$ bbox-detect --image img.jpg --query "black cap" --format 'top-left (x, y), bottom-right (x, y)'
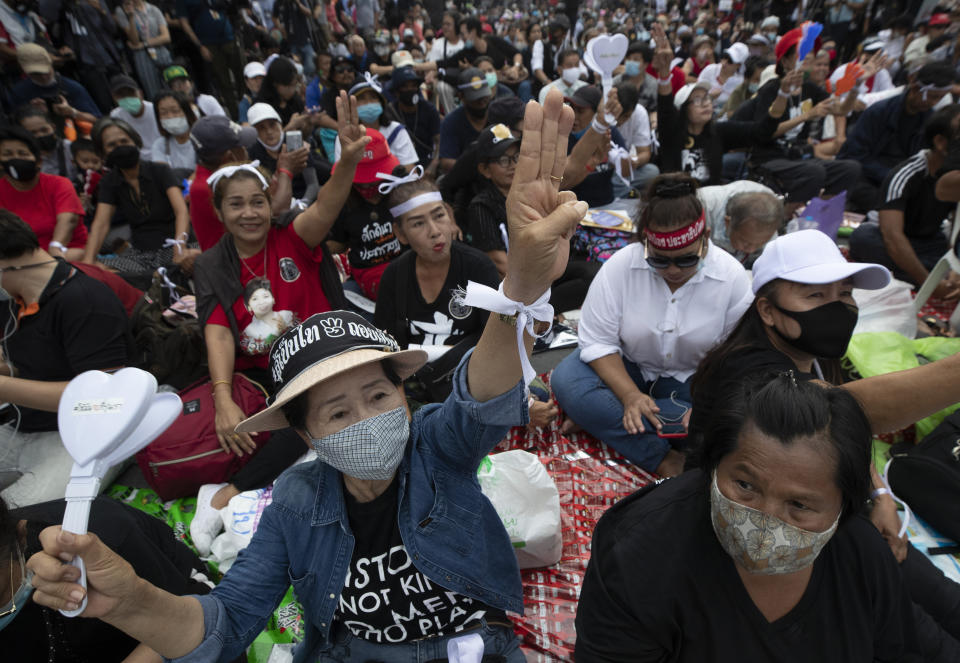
top-left (566, 85), bottom-right (601, 111)
top-left (487, 96), bottom-right (525, 127)
top-left (458, 67), bottom-right (492, 102)
top-left (110, 74), bottom-right (140, 94)
top-left (475, 123), bottom-right (520, 160)
top-left (189, 116), bottom-right (257, 160)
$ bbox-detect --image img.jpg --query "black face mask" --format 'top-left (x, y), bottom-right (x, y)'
top-left (398, 89), bottom-right (419, 106)
top-left (772, 300), bottom-right (859, 359)
top-left (36, 134), bottom-right (58, 152)
top-left (2, 158), bottom-right (38, 182)
top-left (106, 144), bottom-right (140, 170)
top-left (465, 103), bottom-right (488, 119)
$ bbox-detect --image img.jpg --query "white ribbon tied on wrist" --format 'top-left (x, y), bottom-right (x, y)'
top-left (163, 232), bottom-right (189, 254)
top-left (459, 280), bottom-right (553, 386)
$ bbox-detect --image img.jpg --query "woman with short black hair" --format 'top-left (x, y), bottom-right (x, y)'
top-left (575, 374), bottom-right (957, 661)
top-left (83, 116), bottom-right (193, 274)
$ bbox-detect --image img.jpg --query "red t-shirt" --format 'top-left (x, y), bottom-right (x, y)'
top-left (188, 164), bottom-right (225, 251)
top-left (647, 64), bottom-right (686, 95)
top-left (207, 223), bottom-right (332, 370)
top-left (0, 173), bottom-right (88, 249)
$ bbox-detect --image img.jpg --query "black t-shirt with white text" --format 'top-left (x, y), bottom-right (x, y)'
top-left (338, 476), bottom-right (507, 643)
top-left (330, 198), bottom-right (405, 269)
top-left (374, 242), bottom-right (500, 348)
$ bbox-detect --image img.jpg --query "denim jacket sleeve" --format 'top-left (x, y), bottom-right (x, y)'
top-left (167, 502), bottom-right (297, 663)
top-left (415, 348), bottom-right (529, 471)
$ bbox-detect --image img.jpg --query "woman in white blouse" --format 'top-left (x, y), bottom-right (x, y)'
top-left (552, 173), bottom-right (752, 477)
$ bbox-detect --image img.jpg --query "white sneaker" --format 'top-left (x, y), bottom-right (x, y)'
top-left (191, 482), bottom-right (227, 556)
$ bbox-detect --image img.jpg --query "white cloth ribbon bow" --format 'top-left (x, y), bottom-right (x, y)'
top-left (206, 160), bottom-right (269, 192)
top-left (376, 164), bottom-right (424, 194)
top-left (351, 70), bottom-right (383, 95)
top-left (460, 280), bottom-right (553, 386)
top-left (163, 232), bottom-right (189, 254)
top-left (156, 267), bottom-right (181, 303)
top-left (446, 632), bottom-right (485, 663)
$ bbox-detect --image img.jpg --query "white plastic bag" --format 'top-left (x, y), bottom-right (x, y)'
top-left (477, 450), bottom-right (562, 569)
top-left (852, 278), bottom-right (917, 339)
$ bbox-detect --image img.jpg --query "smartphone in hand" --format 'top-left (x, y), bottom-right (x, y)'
top-left (285, 130), bottom-right (303, 151)
top-left (657, 418), bottom-right (687, 439)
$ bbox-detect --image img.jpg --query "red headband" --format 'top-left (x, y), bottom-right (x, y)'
top-left (644, 211), bottom-right (706, 250)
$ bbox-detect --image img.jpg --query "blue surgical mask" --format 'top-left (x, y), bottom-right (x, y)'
top-left (696, 27), bottom-right (704, 35)
top-left (0, 551), bottom-right (33, 632)
top-left (357, 102), bottom-right (383, 124)
top-left (624, 60), bottom-right (642, 77)
top-left (485, 72), bottom-right (498, 89)
top-left (571, 128), bottom-right (586, 140)
top-left (748, 82), bottom-right (759, 94)
top-left (464, 39), bottom-right (475, 49)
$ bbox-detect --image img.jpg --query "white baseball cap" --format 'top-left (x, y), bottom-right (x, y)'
top-left (724, 42), bottom-right (749, 65)
top-left (751, 229), bottom-right (891, 294)
top-left (244, 61), bottom-right (267, 79)
top-left (673, 82), bottom-right (710, 110)
top-left (247, 102), bottom-right (282, 126)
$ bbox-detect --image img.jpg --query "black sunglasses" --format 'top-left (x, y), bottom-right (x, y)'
top-left (644, 238), bottom-right (703, 270)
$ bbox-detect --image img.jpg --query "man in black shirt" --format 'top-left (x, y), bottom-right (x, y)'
top-left (849, 106), bottom-right (960, 292)
top-left (0, 212), bottom-right (132, 506)
top-left (390, 66), bottom-right (441, 172)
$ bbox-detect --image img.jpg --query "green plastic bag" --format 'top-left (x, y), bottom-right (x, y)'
top-left (844, 332), bottom-right (960, 440)
top-left (247, 586), bottom-right (305, 663)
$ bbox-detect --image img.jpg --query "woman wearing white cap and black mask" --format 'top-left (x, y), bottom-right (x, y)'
top-left (26, 90), bottom-right (589, 663)
top-left (690, 229), bottom-right (960, 567)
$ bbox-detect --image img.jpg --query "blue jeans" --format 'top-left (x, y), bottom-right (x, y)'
top-left (552, 349), bottom-right (692, 472)
top-left (517, 79), bottom-right (533, 102)
top-left (610, 162), bottom-right (660, 199)
top-left (318, 620), bottom-right (526, 662)
top-left (290, 42), bottom-right (317, 78)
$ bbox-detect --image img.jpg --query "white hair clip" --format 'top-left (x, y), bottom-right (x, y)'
top-left (376, 164), bottom-right (424, 194)
top-left (206, 160), bottom-right (269, 192)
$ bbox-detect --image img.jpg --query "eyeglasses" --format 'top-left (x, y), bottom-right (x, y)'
top-left (490, 153), bottom-right (519, 168)
top-left (644, 238), bottom-right (704, 269)
top-left (0, 544), bottom-right (25, 619)
top-left (334, 66), bottom-right (354, 74)
top-left (688, 95), bottom-right (713, 107)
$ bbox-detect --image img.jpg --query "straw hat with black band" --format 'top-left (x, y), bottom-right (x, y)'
top-left (236, 311), bottom-right (427, 433)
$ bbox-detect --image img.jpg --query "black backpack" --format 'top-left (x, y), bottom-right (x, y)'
top-left (888, 411), bottom-right (960, 544)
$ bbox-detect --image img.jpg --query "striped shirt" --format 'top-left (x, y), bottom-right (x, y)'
top-left (878, 150), bottom-right (953, 239)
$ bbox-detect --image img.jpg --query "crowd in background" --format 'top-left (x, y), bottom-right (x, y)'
top-left (2, 0), bottom-right (960, 660)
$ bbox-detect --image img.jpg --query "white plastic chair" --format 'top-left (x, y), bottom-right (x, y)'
top-left (913, 201), bottom-right (960, 315)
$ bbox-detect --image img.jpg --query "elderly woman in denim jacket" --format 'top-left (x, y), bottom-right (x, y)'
top-left (26, 90), bottom-right (588, 663)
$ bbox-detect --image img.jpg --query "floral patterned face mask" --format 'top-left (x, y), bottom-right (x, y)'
top-left (709, 471), bottom-right (840, 575)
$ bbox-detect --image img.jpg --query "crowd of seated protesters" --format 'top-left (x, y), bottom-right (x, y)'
top-left (2, 2), bottom-right (960, 660)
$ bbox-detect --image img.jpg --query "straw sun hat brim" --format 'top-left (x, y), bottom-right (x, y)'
top-left (235, 347), bottom-right (428, 433)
